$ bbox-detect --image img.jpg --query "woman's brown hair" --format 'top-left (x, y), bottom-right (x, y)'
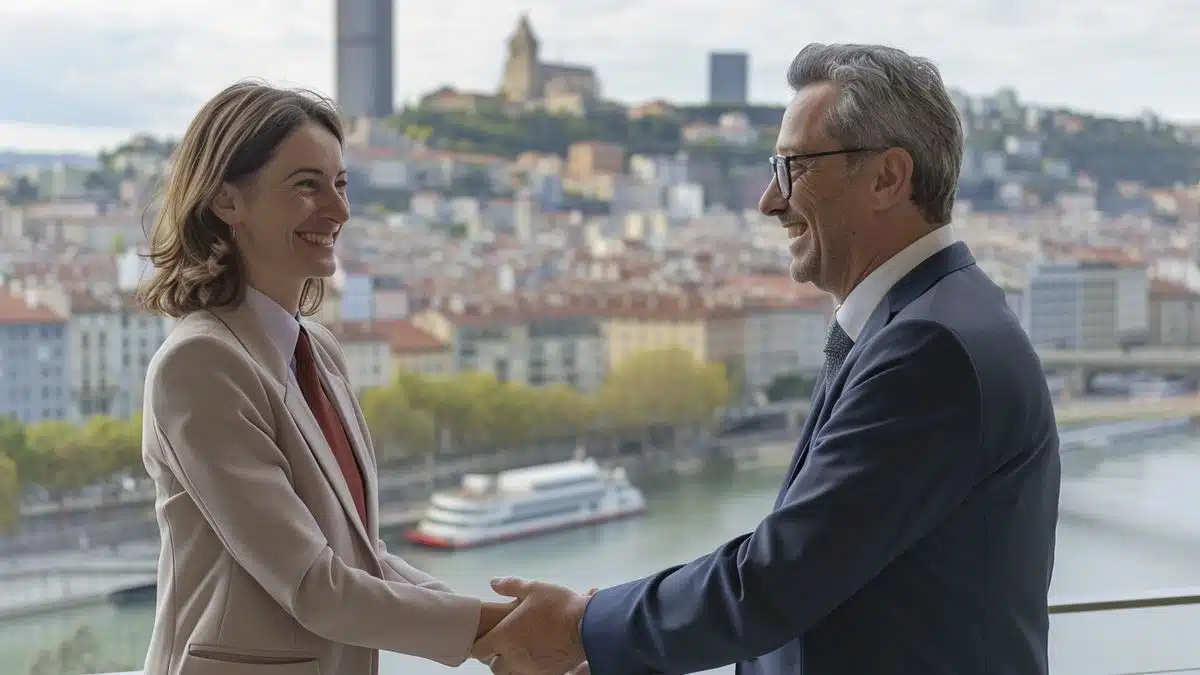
top-left (138, 81), bottom-right (344, 318)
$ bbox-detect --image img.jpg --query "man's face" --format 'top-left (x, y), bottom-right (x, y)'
top-left (758, 83), bottom-right (876, 296)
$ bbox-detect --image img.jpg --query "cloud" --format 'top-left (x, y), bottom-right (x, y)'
top-left (0, 0), bottom-right (1196, 151)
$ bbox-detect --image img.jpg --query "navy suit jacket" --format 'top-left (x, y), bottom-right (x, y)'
top-left (580, 242), bottom-right (1061, 675)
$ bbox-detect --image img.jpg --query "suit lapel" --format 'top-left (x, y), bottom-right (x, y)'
top-left (775, 371), bottom-right (828, 507)
top-left (301, 325), bottom-right (379, 539)
top-left (775, 241), bottom-right (978, 498)
top-left (283, 374), bottom-right (375, 552)
top-left (324, 370), bottom-right (379, 538)
top-left (210, 301), bottom-right (376, 551)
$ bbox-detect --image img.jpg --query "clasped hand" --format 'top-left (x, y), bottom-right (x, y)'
top-left (472, 577), bottom-right (594, 675)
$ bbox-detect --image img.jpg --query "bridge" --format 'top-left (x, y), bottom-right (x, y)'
top-left (1037, 347), bottom-right (1200, 373)
top-left (719, 396), bottom-right (1200, 436)
top-left (1054, 397), bottom-right (1200, 425)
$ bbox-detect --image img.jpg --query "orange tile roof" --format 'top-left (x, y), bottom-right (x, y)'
top-left (0, 293), bottom-right (65, 324)
top-left (373, 319), bottom-right (448, 354)
top-left (1149, 279), bottom-right (1198, 298)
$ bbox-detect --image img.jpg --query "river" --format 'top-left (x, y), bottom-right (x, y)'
top-left (2, 433), bottom-right (1199, 675)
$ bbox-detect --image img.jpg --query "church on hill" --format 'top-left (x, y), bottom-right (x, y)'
top-left (420, 14), bottom-right (608, 117)
top-left (498, 13), bottom-right (601, 110)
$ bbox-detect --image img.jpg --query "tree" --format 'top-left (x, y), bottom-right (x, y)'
top-left (360, 385), bottom-right (436, 459)
top-left (0, 416), bottom-right (35, 486)
top-left (24, 420), bottom-right (101, 497)
top-left (529, 384), bottom-right (595, 441)
top-left (487, 381), bottom-right (541, 449)
top-left (596, 347), bottom-right (731, 438)
top-left (0, 452), bottom-right (17, 535)
top-left (82, 415), bottom-right (142, 479)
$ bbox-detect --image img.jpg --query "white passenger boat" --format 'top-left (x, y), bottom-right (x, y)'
top-left (405, 457), bottom-right (646, 549)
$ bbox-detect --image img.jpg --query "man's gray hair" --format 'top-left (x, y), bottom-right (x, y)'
top-left (787, 43), bottom-right (963, 225)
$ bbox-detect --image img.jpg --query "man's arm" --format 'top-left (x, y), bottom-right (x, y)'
top-left (580, 320), bottom-right (985, 675)
top-left (150, 336), bottom-right (483, 666)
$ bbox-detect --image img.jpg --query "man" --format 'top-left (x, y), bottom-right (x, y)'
top-left (473, 43), bottom-right (1061, 675)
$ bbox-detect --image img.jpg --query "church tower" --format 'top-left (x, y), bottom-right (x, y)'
top-left (499, 14), bottom-right (541, 103)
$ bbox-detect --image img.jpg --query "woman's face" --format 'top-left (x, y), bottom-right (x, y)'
top-left (214, 120), bottom-right (349, 310)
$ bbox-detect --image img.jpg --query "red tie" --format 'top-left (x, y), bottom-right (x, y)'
top-left (294, 330), bottom-right (368, 527)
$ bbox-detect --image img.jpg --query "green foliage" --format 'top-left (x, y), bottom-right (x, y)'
top-left (388, 103), bottom-right (1199, 196)
top-left (362, 347), bottom-right (730, 458)
top-left (0, 413), bottom-right (144, 525)
top-left (389, 106), bottom-right (685, 159)
top-left (596, 347), bottom-right (730, 432)
top-left (0, 452), bottom-right (16, 535)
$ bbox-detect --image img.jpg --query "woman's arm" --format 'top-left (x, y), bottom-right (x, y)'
top-left (148, 334), bottom-right (483, 666)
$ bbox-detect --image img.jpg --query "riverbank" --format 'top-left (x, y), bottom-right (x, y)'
top-left (1, 416), bottom-right (1188, 624)
top-left (0, 440), bottom-right (796, 623)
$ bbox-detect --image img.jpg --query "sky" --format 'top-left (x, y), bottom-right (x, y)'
top-left (0, 0), bottom-right (1197, 154)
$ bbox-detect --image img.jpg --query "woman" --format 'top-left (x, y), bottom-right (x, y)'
top-left (137, 82), bottom-right (510, 675)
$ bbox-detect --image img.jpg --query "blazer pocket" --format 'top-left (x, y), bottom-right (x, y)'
top-left (182, 644), bottom-right (320, 675)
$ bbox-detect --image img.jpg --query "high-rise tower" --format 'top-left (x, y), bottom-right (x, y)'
top-left (335, 0), bottom-right (394, 119)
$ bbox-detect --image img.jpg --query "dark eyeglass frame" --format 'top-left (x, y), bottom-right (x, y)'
top-left (769, 148), bottom-right (883, 199)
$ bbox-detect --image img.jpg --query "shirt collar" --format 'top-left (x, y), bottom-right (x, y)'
top-left (835, 225), bottom-right (959, 340)
top-left (244, 286), bottom-right (302, 363)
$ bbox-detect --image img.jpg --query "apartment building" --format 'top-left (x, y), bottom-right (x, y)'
top-left (377, 318), bottom-right (453, 377)
top-left (68, 292), bottom-right (170, 420)
top-left (0, 292), bottom-right (70, 423)
top-left (1021, 260), bottom-right (1149, 349)
top-left (323, 321), bottom-right (393, 393)
top-left (1147, 279), bottom-right (1200, 347)
top-left (411, 299), bottom-right (608, 391)
top-left (741, 297), bottom-right (831, 390)
top-left (598, 292), bottom-right (716, 368)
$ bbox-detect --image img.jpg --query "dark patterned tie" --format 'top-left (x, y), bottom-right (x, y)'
top-left (822, 320), bottom-right (855, 393)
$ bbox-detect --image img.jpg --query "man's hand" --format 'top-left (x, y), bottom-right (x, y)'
top-left (477, 600), bottom-right (518, 639)
top-left (471, 577), bottom-right (594, 675)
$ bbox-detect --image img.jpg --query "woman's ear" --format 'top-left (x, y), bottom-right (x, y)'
top-left (210, 183), bottom-right (242, 227)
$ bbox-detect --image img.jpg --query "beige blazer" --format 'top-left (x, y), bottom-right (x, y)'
top-left (139, 301), bottom-right (481, 675)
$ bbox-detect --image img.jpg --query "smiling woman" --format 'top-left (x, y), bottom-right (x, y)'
top-left (132, 81), bottom-right (511, 675)
top-left (137, 81), bottom-right (345, 317)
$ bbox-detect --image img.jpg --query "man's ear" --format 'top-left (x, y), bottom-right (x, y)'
top-left (210, 183), bottom-right (242, 227)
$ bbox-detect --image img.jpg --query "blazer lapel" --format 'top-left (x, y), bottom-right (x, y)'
top-left (210, 302), bottom-right (377, 552)
top-left (283, 376), bottom-right (376, 552)
top-left (299, 325), bottom-right (379, 539)
top-left (323, 369), bottom-right (380, 538)
top-left (775, 371), bottom-right (829, 507)
top-left (775, 241), bottom-right (979, 499)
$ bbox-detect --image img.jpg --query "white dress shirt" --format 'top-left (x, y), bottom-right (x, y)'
top-left (244, 286), bottom-right (302, 371)
top-left (835, 225), bottom-right (960, 340)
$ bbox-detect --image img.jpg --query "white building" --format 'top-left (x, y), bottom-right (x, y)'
top-left (1021, 261), bottom-right (1149, 349)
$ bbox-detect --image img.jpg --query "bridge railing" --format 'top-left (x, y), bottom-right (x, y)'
top-left (1049, 586), bottom-right (1200, 675)
top-left (90, 587), bottom-right (1200, 675)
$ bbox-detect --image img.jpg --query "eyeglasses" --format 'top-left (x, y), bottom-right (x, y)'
top-left (769, 148), bottom-right (882, 199)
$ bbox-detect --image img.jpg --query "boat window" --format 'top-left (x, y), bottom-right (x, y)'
top-left (511, 493), bottom-right (603, 516)
top-left (502, 504), bottom-right (583, 523)
top-left (430, 503), bottom-right (489, 514)
top-left (531, 476), bottom-right (601, 491)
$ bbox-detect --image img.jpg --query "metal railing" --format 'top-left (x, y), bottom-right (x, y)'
top-left (1049, 586), bottom-right (1200, 675)
top-left (1050, 586), bottom-right (1200, 615)
top-left (87, 587), bottom-right (1200, 675)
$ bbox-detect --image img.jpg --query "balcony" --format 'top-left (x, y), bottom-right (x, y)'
top-left (90, 587), bottom-right (1200, 675)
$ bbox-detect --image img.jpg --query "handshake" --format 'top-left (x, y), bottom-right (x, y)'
top-left (471, 577), bottom-right (597, 675)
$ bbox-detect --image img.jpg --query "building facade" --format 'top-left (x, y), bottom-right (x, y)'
top-left (708, 51), bottom-right (749, 105)
top-left (68, 293), bottom-right (170, 420)
top-left (335, 0), bottom-right (394, 119)
top-left (0, 293), bottom-right (70, 423)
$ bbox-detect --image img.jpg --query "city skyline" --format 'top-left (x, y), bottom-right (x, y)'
top-left (1, 0), bottom-right (1197, 153)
